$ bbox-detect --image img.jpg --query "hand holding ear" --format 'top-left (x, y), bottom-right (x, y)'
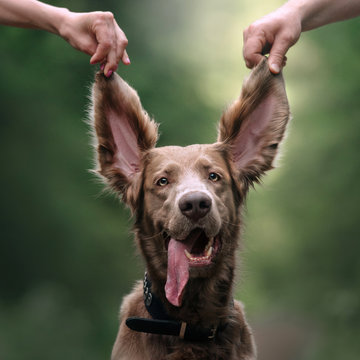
top-left (243, 0), bottom-right (360, 74)
top-left (243, 6), bottom-right (301, 74)
top-left (0, 1), bottom-right (131, 76)
top-left (59, 11), bottom-right (130, 77)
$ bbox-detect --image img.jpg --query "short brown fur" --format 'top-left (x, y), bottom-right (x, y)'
top-left (89, 59), bottom-right (290, 360)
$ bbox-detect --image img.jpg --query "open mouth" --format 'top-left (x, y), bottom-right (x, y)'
top-left (164, 228), bottom-right (221, 307)
top-left (182, 229), bottom-right (220, 266)
top-left (164, 228), bottom-right (221, 267)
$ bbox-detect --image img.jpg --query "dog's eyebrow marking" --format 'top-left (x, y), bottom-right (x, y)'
top-left (194, 156), bottom-right (213, 168)
top-left (193, 156), bottom-right (230, 180)
top-left (150, 162), bottom-right (181, 183)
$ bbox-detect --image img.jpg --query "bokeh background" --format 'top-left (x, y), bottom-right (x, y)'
top-left (1, 1), bottom-right (359, 359)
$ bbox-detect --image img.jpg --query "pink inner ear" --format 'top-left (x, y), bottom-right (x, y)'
top-left (233, 95), bottom-right (276, 168)
top-left (108, 109), bottom-right (140, 178)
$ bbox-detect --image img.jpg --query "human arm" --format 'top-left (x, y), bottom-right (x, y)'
top-left (0, 0), bottom-right (129, 76)
top-left (243, 0), bottom-right (360, 74)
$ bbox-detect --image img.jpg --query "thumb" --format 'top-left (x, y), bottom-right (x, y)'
top-left (268, 36), bottom-right (292, 74)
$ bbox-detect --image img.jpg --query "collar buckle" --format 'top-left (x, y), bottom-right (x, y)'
top-left (208, 326), bottom-right (217, 339)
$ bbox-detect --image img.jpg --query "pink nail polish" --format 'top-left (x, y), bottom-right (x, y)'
top-left (100, 64), bottom-right (105, 71)
top-left (106, 70), bottom-right (113, 77)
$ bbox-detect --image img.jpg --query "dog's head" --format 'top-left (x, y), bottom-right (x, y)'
top-left (90, 59), bottom-right (290, 307)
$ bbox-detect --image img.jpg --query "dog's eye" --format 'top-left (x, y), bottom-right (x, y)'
top-left (209, 172), bottom-right (221, 182)
top-left (157, 177), bottom-right (169, 186)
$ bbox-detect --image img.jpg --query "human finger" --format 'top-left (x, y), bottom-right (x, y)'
top-left (113, 21), bottom-right (130, 65)
top-left (90, 40), bottom-right (111, 65)
top-left (87, 12), bottom-right (113, 64)
top-left (267, 35), bottom-right (293, 74)
top-left (243, 36), bottom-right (267, 68)
top-left (122, 49), bottom-right (131, 65)
top-left (103, 38), bottom-right (128, 76)
top-left (103, 23), bottom-right (129, 75)
top-left (243, 25), bottom-right (268, 68)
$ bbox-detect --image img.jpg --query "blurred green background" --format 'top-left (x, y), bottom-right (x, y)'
top-left (1, 1), bottom-right (359, 359)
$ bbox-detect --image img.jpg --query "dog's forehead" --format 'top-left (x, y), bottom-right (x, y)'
top-left (145, 144), bottom-right (228, 172)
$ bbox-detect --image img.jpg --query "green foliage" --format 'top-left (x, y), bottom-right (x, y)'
top-left (0, 1), bottom-right (359, 359)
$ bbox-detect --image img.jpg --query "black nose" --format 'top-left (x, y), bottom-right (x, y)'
top-left (178, 192), bottom-right (212, 222)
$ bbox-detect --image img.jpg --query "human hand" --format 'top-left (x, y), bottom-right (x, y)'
top-left (59, 10), bottom-right (130, 77)
top-left (243, 6), bottom-right (302, 74)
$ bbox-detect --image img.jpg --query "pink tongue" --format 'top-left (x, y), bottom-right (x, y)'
top-left (165, 238), bottom-right (190, 307)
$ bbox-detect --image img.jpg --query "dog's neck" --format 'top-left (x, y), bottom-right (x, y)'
top-left (146, 260), bottom-right (236, 327)
top-left (126, 272), bottom-right (228, 341)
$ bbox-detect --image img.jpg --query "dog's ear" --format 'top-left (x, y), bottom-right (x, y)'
top-left (91, 72), bottom-right (158, 207)
top-left (217, 58), bottom-right (290, 184)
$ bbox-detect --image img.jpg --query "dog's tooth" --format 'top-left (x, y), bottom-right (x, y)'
top-left (185, 247), bottom-right (213, 262)
top-left (184, 249), bottom-right (192, 260)
top-left (205, 237), bottom-right (214, 252)
top-left (205, 246), bottom-right (213, 258)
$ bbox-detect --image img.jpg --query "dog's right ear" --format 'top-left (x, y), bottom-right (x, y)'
top-left (90, 72), bottom-right (158, 207)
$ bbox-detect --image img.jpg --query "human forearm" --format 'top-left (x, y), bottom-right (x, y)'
top-left (285, 0), bottom-right (360, 31)
top-left (0, 0), bottom-right (69, 35)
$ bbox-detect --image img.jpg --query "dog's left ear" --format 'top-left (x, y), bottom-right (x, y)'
top-left (90, 72), bottom-right (158, 208)
top-left (217, 58), bottom-right (290, 184)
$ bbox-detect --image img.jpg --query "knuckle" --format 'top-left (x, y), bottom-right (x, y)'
top-left (120, 37), bottom-right (128, 47)
top-left (281, 34), bottom-right (293, 44)
top-left (246, 22), bottom-right (263, 36)
top-left (101, 11), bottom-right (115, 22)
top-left (242, 51), bottom-right (257, 68)
top-left (246, 23), bottom-right (256, 34)
top-left (101, 39), bottom-right (112, 49)
top-left (242, 48), bottom-right (251, 61)
top-left (245, 60), bottom-right (252, 69)
top-left (93, 11), bottom-right (114, 27)
top-left (279, 31), bottom-right (298, 45)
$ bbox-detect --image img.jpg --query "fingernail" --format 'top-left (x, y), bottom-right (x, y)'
top-left (106, 70), bottom-right (113, 77)
top-left (270, 63), bottom-right (280, 74)
top-left (125, 56), bottom-right (131, 65)
top-left (100, 63), bottom-right (105, 71)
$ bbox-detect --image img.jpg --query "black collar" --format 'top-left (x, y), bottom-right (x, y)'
top-left (125, 273), bottom-right (221, 341)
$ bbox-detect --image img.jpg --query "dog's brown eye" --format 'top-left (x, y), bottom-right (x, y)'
top-left (209, 172), bottom-right (220, 182)
top-left (157, 177), bottom-right (169, 186)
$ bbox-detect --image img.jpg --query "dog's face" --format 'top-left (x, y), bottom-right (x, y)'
top-left (141, 144), bottom-right (239, 306)
top-left (91, 59), bottom-right (290, 307)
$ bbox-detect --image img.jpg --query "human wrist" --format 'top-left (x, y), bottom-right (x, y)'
top-left (45, 5), bottom-right (71, 36)
top-left (278, 0), bottom-right (307, 31)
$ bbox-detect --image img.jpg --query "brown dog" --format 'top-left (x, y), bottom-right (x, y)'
top-left (90, 58), bottom-right (290, 360)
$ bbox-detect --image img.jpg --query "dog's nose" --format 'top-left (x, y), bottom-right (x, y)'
top-left (179, 192), bottom-right (212, 222)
